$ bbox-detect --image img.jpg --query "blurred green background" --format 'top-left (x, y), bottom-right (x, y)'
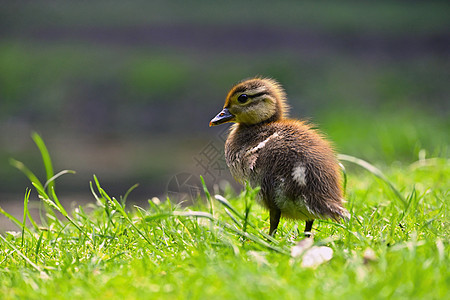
top-left (0, 1), bottom-right (449, 205)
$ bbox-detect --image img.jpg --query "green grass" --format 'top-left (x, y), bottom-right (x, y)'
top-left (0, 134), bottom-right (448, 299)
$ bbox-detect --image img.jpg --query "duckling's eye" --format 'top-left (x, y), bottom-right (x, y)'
top-left (237, 94), bottom-right (249, 103)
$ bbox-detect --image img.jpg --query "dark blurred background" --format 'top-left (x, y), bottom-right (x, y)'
top-left (1, 1), bottom-right (449, 229)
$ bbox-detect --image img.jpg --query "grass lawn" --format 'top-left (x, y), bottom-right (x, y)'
top-left (0, 133), bottom-right (448, 299)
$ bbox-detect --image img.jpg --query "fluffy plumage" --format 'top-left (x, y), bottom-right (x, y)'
top-left (210, 77), bottom-right (348, 236)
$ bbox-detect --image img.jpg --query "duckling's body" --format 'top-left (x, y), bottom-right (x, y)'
top-left (210, 78), bottom-right (348, 236)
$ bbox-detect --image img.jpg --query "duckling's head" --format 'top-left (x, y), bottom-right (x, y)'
top-left (210, 78), bottom-right (289, 127)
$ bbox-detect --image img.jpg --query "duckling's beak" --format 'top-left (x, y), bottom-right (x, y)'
top-left (209, 108), bottom-right (235, 127)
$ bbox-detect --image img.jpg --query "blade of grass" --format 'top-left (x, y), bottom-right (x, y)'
top-left (31, 182), bottom-right (50, 201)
top-left (90, 177), bottom-right (116, 230)
top-left (22, 189), bottom-right (39, 232)
top-left (223, 208), bottom-right (242, 227)
top-left (397, 187), bottom-right (416, 224)
top-left (144, 212), bottom-right (175, 222)
top-left (338, 154), bottom-right (407, 207)
top-left (214, 195), bottom-right (244, 219)
top-left (33, 182), bottom-right (63, 228)
top-left (121, 183), bottom-right (139, 206)
top-left (242, 183), bottom-right (254, 236)
top-left (9, 158), bottom-right (44, 191)
top-left (31, 132), bottom-right (55, 193)
top-left (43, 170), bottom-right (76, 190)
top-left (134, 205), bottom-right (154, 241)
top-left (26, 209), bottom-right (40, 232)
top-left (49, 186), bottom-right (68, 216)
top-left (339, 162), bottom-right (348, 197)
top-left (0, 206), bottom-right (33, 235)
top-left (90, 178), bottom-right (105, 207)
top-left (34, 231), bottom-right (44, 264)
top-left (112, 196), bottom-right (153, 246)
top-left (200, 176), bottom-right (214, 216)
top-left (21, 188), bottom-right (31, 247)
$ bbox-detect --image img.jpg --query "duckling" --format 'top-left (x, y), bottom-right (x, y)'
top-left (209, 77), bottom-right (349, 236)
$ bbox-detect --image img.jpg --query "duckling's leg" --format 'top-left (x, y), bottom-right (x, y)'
top-left (269, 208), bottom-right (281, 236)
top-left (304, 220), bottom-right (314, 237)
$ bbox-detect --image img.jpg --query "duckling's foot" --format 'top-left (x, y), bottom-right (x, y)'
top-left (304, 231), bottom-right (313, 238)
top-left (304, 220), bottom-right (314, 238)
top-left (269, 208), bottom-right (281, 236)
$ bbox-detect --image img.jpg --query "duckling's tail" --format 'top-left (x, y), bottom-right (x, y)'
top-left (326, 201), bottom-right (350, 223)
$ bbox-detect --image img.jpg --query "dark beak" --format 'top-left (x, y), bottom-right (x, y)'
top-left (209, 108), bottom-right (235, 127)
